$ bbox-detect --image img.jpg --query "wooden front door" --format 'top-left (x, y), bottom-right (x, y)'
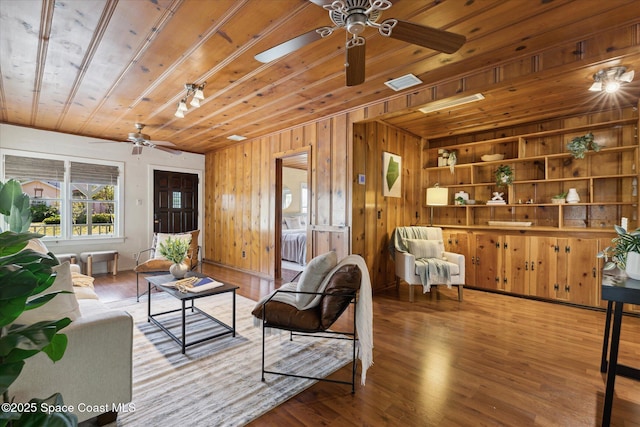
top-left (153, 170), bottom-right (198, 233)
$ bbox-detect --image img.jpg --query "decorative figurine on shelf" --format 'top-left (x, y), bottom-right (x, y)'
top-left (487, 192), bottom-right (506, 205)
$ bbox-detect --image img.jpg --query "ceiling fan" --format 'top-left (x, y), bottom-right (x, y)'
top-left (94, 123), bottom-right (182, 155)
top-left (255, 0), bottom-right (466, 86)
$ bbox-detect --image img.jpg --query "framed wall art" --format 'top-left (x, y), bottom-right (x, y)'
top-left (382, 152), bottom-right (401, 198)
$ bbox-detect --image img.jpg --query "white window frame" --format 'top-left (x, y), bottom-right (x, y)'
top-left (1, 149), bottom-right (124, 242)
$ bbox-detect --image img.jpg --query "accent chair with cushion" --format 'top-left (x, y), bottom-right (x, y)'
top-left (133, 230), bottom-right (200, 301)
top-left (391, 226), bottom-right (465, 302)
top-left (252, 252), bottom-right (373, 392)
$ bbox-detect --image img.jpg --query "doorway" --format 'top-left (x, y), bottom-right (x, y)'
top-left (275, 148), bottom-right (310, 280)
top-left (153, 170), bottom-right (199, 233)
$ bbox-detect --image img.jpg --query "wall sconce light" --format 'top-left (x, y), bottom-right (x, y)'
top-left (589, 66), bottom-right (634, 93)
top-left (175, 82), bottom-right (206, 118)
top-left (426, 183), bottom-right (449, 226)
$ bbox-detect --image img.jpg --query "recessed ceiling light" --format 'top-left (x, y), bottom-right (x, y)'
top-left (418, 93), bottom-right (485, 114)
top-left (227, 135), bottom-right (247, 141)
top-left (384, 74), bottom-right (423, 91)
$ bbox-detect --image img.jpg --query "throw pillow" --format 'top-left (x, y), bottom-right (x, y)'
top-left (296, 251), bottom-right (338, 307)
top-left (284, 216), bottom-right (302, 230)
top-left (406, 239), bottom-right (442, 259)
top-left (153, 232), bottom-right (193, 260)
top-left (25, 238), bottom-right (49, 254)
top-left (13, 261), bottom-right (81, 325)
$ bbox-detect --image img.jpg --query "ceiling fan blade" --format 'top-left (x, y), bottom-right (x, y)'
top-left (389, 20), bottom-right (465, 54)
top-left (132, 145), bottom-right (143, 156)
top-left (149, 140), bottom-right (176, 147)
top-left (346, 42), bottom-right (366, 87)
top-left (154, 145), bottom-right (182, 155)
top-left (255, 28), bottom-right (326, 63)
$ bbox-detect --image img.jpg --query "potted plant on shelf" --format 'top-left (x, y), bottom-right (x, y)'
top-left (0, 179), bottom-right (77, 426)
top-left (551, 191), bottom-right (567, 204)
top-left (597, 225), bottom-right (640, 279)
top-left (495, 165), bottom-right (513, 188)
top-left (567, 132), bottom-right (600, 159)
top-left (158, 236), bottom-right (191, 279)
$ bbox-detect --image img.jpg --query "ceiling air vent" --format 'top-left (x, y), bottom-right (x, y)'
top-left (384, 74), bottom-right (423, 91)
top-left (418, 93), bottom-right (485, 114)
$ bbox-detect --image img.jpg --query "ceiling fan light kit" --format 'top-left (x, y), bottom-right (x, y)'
top-left (588, 66), bottom-right (634, 93)
top-left (174, 82), bottom-right (206, 117)
top-left (254, 0), bottom-right (465, 87)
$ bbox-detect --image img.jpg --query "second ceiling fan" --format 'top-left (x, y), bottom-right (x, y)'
top-left (255, 0), bottom-right (466, 86)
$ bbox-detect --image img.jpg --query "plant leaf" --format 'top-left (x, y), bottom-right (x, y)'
top-left (0, 360), bottom-right (25, 396)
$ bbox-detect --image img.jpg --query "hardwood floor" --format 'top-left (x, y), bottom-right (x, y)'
top-left (92, 265), bottom-right (640, 426)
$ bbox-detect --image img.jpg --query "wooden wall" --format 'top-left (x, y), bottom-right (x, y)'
top-left (204, 116), bottom-right (358, 279)
top-left (351, 122), bottom-right (423, 291)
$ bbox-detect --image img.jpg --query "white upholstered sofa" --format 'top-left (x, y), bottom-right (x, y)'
top-left (391, 226), bottom-right (465, 302)
top-left (9, 244), bottom-right (133, 425)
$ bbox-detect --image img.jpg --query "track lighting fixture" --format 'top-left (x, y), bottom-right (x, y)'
top-left (588, 66), bottom-right (634, 93)
top-left (174, 82), bottom-right (206, 117)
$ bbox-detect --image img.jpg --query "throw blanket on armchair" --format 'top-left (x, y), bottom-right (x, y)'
top-left (415, 258), bottom-right (451, 293)
top-left (390, 226), bottom-right (451, 292)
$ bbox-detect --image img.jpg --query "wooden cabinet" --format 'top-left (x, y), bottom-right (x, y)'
top-left (534, 237), bottom-right (600, 306)
top-left (467, 232), bottom-right (600, 307)
top-left (426, 117), bottom-right (639, 232)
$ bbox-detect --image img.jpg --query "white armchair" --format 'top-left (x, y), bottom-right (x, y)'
top-left (391, 227), bottom-right (464, 302)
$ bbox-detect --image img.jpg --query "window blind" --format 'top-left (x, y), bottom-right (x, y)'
top-left (70, 162), bottom-right (119, 185)
top-left (4, 155), bottom-right (65, 181)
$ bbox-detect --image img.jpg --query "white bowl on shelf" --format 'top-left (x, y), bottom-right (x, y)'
top-left (466, 199), bottom-right (476, 205)
top-left (481, 154), bottom-right (505, 162)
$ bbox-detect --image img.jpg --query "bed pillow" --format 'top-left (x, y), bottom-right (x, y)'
top-left (153, 232), bottom-right (193, 260)
top-left (284, 216), bottom-right (302, 230)
top-left (296, 251), bottom-right (338, 307)
top-left (406, 239), bottom-right (443, 259)
top-left (13, 261), bottom-right (81, 325)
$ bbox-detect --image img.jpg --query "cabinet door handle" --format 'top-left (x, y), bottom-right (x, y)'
top-left (495, 277), bottom-right (500, 283)
top-left (530, 260), bottom-right (534, 271)
top-left (495, 242), bottom-right (500, 248)
top-left (455, 239), bottom-right (458, 244)
top-left (504, 242), bottom-right (508, 249)
top-left (554, 283), bottom-right (559, 290)
top-left (592, 267), bottom-right (596, 278)
top-left (476, 256), bottom-right (480, 265)
top-left (554, 245), bottom-right (559, 252)
top-left (565, 246), bottom-right (570, 253)
top-left (471, 256), bottom-right (475, 265)
top-left (565, 285), bottom-right (570, 292)
top-left (525, 261), bottom-right (529, 271)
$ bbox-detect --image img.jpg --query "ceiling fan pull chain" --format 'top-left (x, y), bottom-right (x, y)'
top-left (377, 19), bottom-right (397, 37)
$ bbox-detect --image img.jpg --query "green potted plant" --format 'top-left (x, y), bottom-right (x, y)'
top-left (567, 132), bottom-right (600, 159)
top-left (495, 165), bottom-right (513, 188)
top-left (597, 225), bottom-right (640, 276)
top-left (0, 179), bottom-right (77, 426)
top-left (158, 236), bottom-right (191, 279)
top-left (551, 191), bottom-right (567, 204)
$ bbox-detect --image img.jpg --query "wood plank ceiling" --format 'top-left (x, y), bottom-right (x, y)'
top-left (0, 0), bottom-right (639, 155)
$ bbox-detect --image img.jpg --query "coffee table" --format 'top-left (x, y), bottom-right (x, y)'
top-left (145, 273), bottom-right (239, 354)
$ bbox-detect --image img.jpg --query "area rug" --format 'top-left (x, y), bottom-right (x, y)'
top-left (106, 293), bottom-right (352, 426)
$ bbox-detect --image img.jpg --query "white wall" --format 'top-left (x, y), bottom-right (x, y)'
top-left (282, 167), bottom-right (307, 214)
top-left (0, 124), bottom-right (205, 273)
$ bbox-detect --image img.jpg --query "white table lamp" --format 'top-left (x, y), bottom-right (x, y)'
top-left (426, 184), bottom-right (448, 226)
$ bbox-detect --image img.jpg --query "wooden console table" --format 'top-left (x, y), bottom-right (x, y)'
top-left (600, 274), bottom-right (640, 427)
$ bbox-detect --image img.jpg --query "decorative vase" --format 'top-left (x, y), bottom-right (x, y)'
top-left (170, 262), bottom-right (189, 279)
top-left (625, 251), bottom-right (640, 280)
top-left (566, 188), bottom-right (580, 204)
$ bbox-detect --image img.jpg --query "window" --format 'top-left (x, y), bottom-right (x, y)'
top-left (300, 183), bottom-right (308, 214)
top-left (2, 151), bottom-right (123, 240)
